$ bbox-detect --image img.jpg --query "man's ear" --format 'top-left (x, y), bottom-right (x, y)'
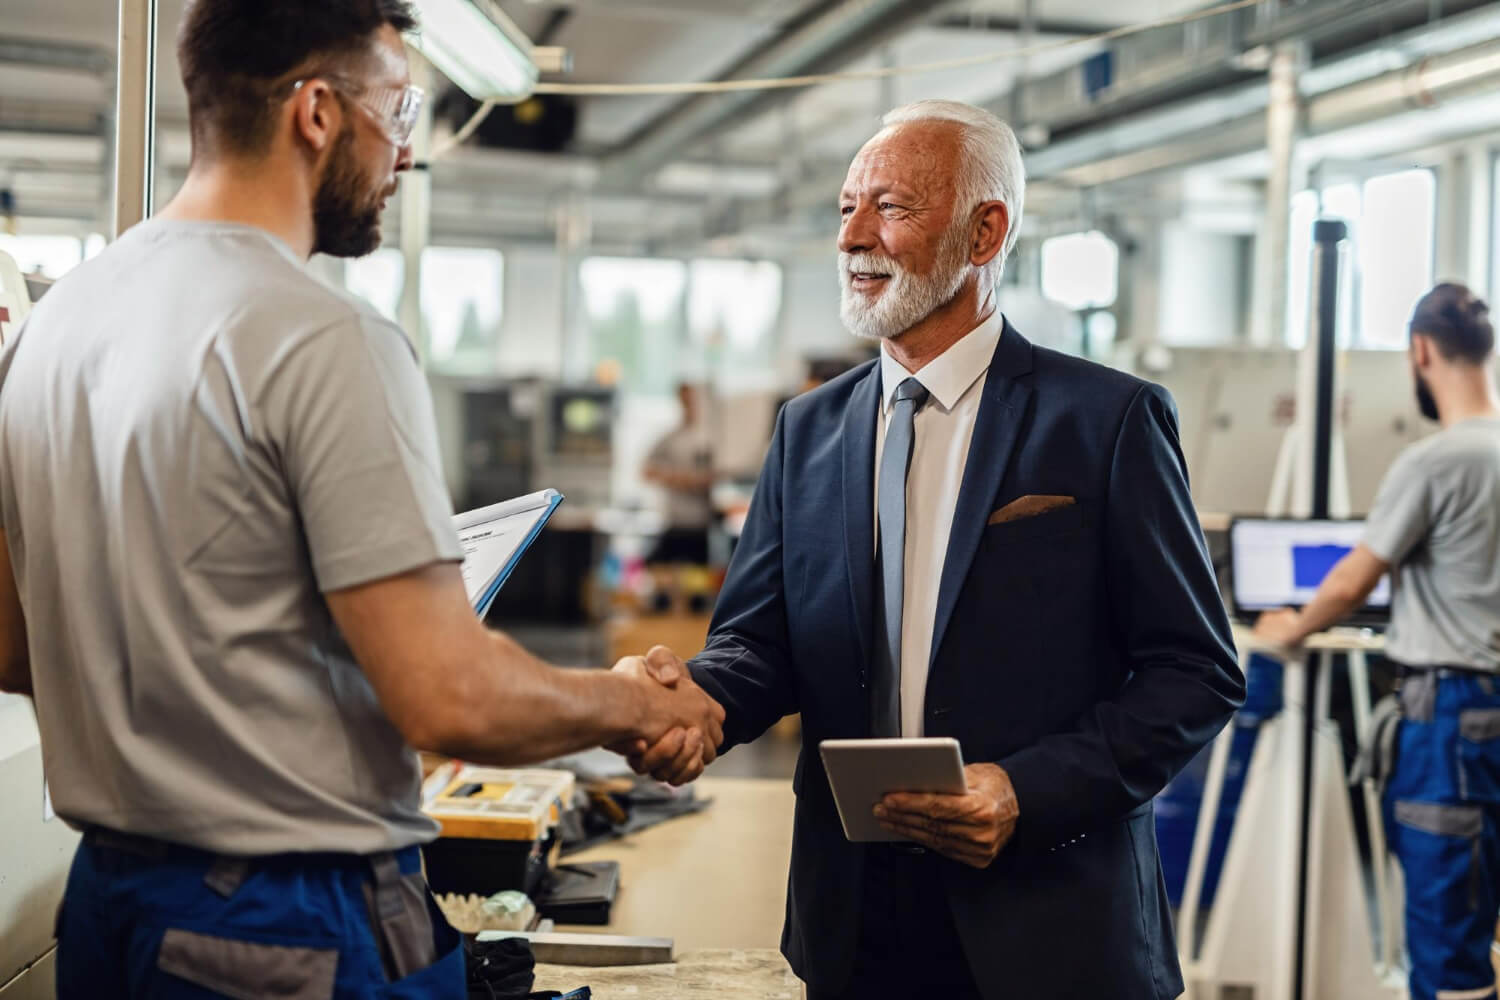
top-left (289, 79), bottom-right (343, 157)
top-left (1411, 332), bottom-right (1433, 370)
top-left (970, 201), bottom-right (1010, 268)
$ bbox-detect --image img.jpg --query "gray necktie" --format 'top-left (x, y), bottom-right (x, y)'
top-left (872, 376), bottom-right (930, 738)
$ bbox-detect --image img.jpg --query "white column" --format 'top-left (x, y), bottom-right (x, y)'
top-left (398, 53), bottom-right (434, 361)
top-left (112, 0), bottom-right (158, 237)
top-left (1250, 42), bottom-right (1307, 346)
top-left (1434, 149), bottom-right (1470, 283)
top-left (1465, 142), bottom-right (1493, 296)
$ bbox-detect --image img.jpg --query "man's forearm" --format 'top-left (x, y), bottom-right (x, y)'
top-left (1288, 589), bottom-right (1365, 642)
top-left (1287, 556), bottom-right (1383, 642)
top-left (420, 633), bottom-right (647, 765)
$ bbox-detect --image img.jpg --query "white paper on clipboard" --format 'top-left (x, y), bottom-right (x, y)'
top-left (454, 489), bottom-right (564, 618)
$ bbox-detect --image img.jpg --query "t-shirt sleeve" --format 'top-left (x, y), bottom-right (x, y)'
top-left (1363, 448), bottom-right (1431, 565)
top-left (261, 313), bottom-right (462, 592)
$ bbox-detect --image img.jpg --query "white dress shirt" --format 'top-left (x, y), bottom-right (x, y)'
top-left (875, 311), bottom-right (1005, 737)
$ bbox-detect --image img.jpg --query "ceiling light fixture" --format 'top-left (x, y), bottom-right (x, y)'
top-left (407, 0), bottom-right (542, 101)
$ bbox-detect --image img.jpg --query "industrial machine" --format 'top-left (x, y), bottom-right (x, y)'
top-left (429, 376), bottom-right (617, 514)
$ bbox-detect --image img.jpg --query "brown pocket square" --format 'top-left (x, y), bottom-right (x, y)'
top-left (988, 495), bottom-right (1077, 525)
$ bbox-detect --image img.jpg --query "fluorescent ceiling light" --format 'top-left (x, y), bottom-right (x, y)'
top-left (408, 0), bottom-right (540, 101)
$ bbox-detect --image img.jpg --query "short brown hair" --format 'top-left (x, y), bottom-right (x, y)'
top-left (177, 0), bottom-right (418, 157)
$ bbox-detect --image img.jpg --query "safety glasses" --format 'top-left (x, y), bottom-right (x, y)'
top-left (288, 77), bottom-right (426, 148)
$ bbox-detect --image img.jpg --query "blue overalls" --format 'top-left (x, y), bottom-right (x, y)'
top-left (1386, 667), bottom-right (1500, 1000)
top-left (54, 828), bottom-right (465, 999)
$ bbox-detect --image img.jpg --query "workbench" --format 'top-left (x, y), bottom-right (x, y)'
top-left (534, 949), bottom-right (803, 999)
top-left (534, 775), bottom-right (799, 997)
top-left (555, 776), bottom-right (795, 950)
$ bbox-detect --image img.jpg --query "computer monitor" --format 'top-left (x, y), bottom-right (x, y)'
top-left (549, 387), bottom-right (613, 459)
top-left (1228, 518), bottom-right (1392, 622)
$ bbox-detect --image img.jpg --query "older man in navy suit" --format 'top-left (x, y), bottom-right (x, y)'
top-left (624, 100), bottom-right (1244, 1000)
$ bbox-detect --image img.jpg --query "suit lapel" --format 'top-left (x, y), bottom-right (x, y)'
top-left (928, 324), bottom-right (1035, 670)
top-left (841, 365), bottom-right (881, 675)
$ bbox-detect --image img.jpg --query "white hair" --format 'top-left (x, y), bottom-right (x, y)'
top-left (879, 100), bottom-right (1026, 288)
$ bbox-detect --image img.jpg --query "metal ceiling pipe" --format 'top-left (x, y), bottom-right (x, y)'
top-left (600, 0), bottom-right (953, 189)
top-left (0, 36), bottom-right (113, 75)
top-left (1030, 34), bottom-right (1500, 187)
top-left (1306, 38), bottom-right (1500, 133)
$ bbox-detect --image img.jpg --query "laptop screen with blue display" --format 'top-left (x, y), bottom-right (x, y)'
top-left (1229, 518), bottom-right (1392, 616)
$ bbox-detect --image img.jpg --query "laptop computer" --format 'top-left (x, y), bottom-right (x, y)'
top-left (1228, 517), bottom-right (1392, 627)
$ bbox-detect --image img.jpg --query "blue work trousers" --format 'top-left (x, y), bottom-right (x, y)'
top-left (54, 829), bottom-right (465, 999)
top-left (1387, 671), bottom-right (1500, 1000)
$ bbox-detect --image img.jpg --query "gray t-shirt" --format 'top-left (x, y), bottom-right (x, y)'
top-left (647, 424), bottom-right (713, 530)
top-left (1364, 416), bottom-right (1500, 671)
top-left (0, 219), bottom-right (463, 855)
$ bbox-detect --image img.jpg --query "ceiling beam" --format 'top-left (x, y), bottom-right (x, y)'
top-left (933, 14), bottom-right (1118, 36)
top-left (514, 0), bottom-right (805, 27)
top-left (0, 36), bottom-right (113, 75)
top-left (535, 8), bottom-right (573, 46)
top-left (599, 0), bottom-right (961, 188)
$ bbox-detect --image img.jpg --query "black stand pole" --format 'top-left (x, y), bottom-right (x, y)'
top-left (1309, 219), bottom-right (1344, 523)
top-left (1292, 217), bottom-right (1347, 1000)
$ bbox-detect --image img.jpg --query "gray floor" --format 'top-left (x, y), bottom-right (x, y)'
top-left (510, 623), bottom-right (798, 781)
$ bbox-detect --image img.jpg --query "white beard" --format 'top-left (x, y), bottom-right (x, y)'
top-left (839, 224), bottom-right (971, 341)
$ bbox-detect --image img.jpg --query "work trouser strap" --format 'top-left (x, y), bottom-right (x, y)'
top-left (365, 850), bottom-right (437, 981)
top-left (1351, 693), bottom-right (1402, 802)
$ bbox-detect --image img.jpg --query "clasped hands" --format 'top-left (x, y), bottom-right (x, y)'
top-left (606, 646), bottom-right (1018, 865)
top-left (607, 645), bottom-right (725, 786)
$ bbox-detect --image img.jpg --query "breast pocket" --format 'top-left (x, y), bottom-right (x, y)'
top-left (984, 502), bottom-right (1084, 546)
top-left (980, 502), bottom-right (1089, 604)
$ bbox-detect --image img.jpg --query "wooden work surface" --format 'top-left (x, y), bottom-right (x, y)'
top-left (554, 776), bottom-right (795, 953)
top-left (534, 949), bottom-right (802, 999)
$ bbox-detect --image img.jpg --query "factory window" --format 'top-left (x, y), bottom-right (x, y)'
top-left (421, 247), bottom-right (504, 373)
top-left (1285, 191), bottom-right (1318, 349)
top-left (1284, 169), bottom-right (1434, 350)
top-left (579, 256), bottom-right (688, 396)
top-left (1285, 184), bottom-right (1360, 351)
top-left (1492, 152), bottom-right (1500, 303)
top-left (687, 259), bottom-right (783, 390)
top-left (1359, 169), bottom-right (1435, 350)
top-left (0, 234), bottom-right (84, 279)
top-left (1039, 231), bottom-right (1118, 311)
top-left (345, 248), bottom-right (405, 322)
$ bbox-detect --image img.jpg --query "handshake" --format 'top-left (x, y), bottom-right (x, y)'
top-left (607, 645), bottom-right (726, 786)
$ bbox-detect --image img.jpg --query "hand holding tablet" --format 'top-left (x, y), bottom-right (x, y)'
top-left (819, 737), bottom-right (967, 843)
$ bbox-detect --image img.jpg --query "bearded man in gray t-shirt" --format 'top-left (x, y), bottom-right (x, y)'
top-left (0, 3), bottom-right (721, 997)
top-left (1255, 282), bottom-right (1500, 1000)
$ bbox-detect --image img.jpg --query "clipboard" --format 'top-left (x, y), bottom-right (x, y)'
top-left (454, 489), bottom-right (564, 618)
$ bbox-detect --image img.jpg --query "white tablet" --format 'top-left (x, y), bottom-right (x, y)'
top-left (819, 737), bottom-right (967, 843)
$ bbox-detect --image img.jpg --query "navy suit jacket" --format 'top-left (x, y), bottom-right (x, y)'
top-left (689, 324), bottom-right (1245, 998)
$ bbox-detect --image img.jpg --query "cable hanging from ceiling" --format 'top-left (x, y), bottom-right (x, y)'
top-left (431, 0), bottom-right (1264, 161)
